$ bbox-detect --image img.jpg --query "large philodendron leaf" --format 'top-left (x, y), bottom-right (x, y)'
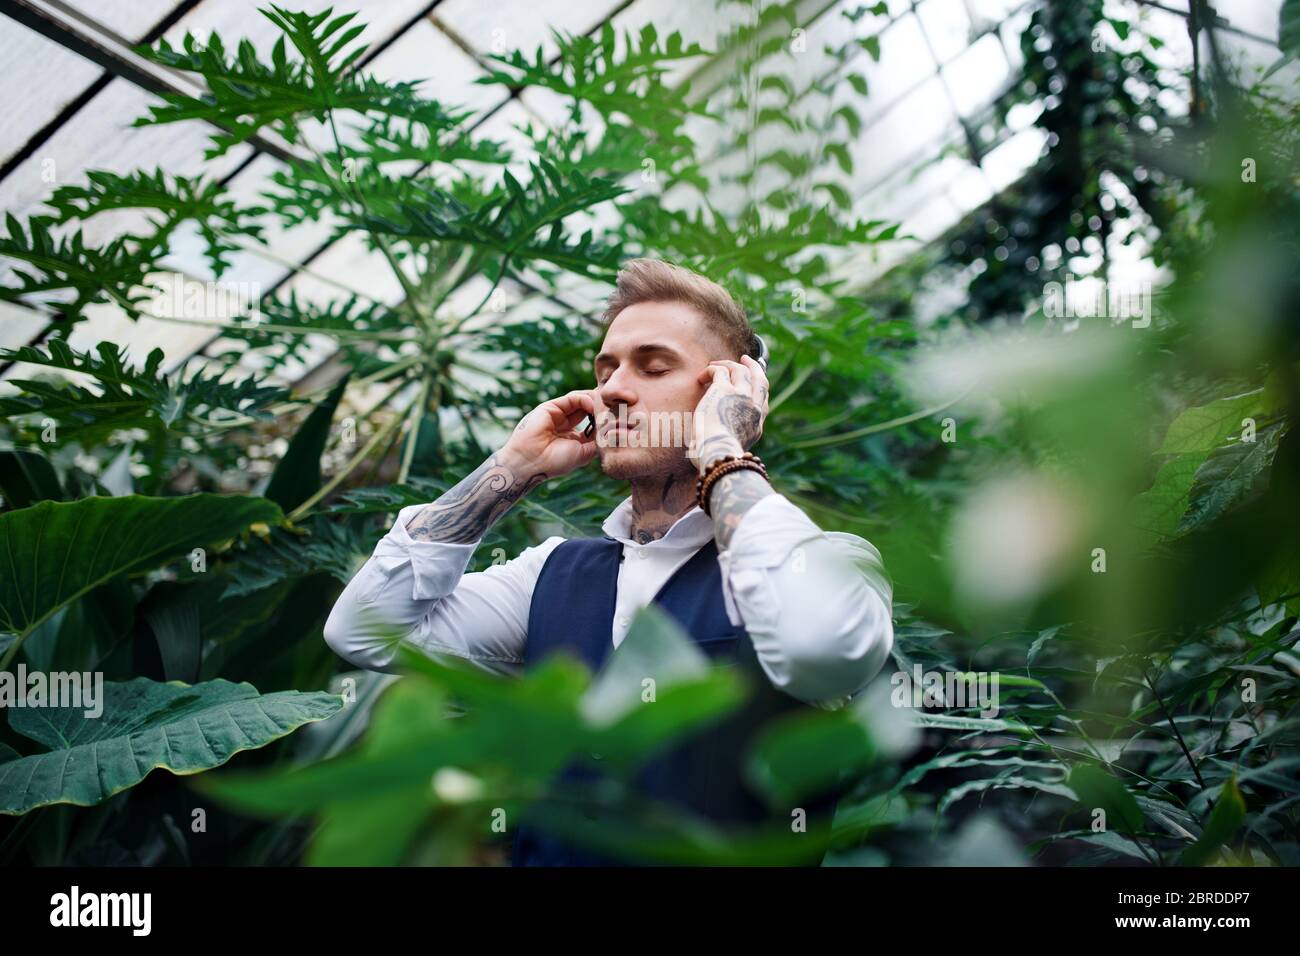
top-left (0, 494), bottom-right (282, 664)
top-left (0, 677), bottom-right (343, 814)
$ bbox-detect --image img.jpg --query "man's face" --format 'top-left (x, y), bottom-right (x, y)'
top-left (592, 300), bottom-right (722, 480)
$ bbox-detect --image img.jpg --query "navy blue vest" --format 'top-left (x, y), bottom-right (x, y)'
top-left (509, 534), bottom-right (839, 866)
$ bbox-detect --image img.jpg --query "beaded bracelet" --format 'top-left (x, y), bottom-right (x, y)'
top-left (696, 451), bottom-right (768, 516)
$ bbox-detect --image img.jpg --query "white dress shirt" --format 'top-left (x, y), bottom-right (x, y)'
top-left (323, 491), bottom-right (894, 707)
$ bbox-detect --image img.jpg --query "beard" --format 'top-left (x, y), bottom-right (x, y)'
top-left (595, 438), bottom-right (687, 480)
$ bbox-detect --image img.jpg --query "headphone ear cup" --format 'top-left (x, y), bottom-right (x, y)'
top-left (752, 333), bottom-right (770, 370)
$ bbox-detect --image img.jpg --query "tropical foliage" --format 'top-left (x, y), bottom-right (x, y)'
top-left (0, 0), bottom-right (1296, 866)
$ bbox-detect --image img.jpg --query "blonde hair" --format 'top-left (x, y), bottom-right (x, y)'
top-left (601, 258), bottom-right (755, 360)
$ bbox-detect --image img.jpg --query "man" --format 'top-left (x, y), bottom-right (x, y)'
top-left (324, 258), bottom-right (895, 865)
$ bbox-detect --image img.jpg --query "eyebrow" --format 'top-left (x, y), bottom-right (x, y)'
top-left (593, 343), bottom-right (684, 368)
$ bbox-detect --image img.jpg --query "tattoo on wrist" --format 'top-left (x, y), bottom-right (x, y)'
top-left (405, 452), bottom-right (545, 543)
top-left (696, 434), bottom-right (743, 472)
top-left (708, 467), bottom-right (772, 551)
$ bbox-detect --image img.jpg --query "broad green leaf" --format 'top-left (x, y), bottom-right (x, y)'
top-left (1067, 764), bottom-right (1145, 835)
top-left (1179, 775), bottom-right (1246, 865)
top-left (0, 677), bottom-right (342, 814)
top-left (0, 494), bottom-right (281, 658)
top-left (581, 604), bottom-right (711, 724)
top-left (1129, 453), bottom-right (1206, 549)
top-left (1156, 390), bottom-right (1268, 455)
top-left (579, 605), bottom-right (747, 764)
top-left (1179, 429), bottom-right (1276, 532)
top-left (747, 706), bottom-right (876, 805)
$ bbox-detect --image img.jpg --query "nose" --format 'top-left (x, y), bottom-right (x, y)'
top-left (595, 367), bottom-right (637, 420)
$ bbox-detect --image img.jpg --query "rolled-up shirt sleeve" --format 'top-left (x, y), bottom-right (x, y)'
top-left (715, 493), bottom-right (894, 707)
top-left (322, 503), bottom-right (564, 676)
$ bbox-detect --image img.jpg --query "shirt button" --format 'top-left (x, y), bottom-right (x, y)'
top-left (637, 549), bottom-right (649, 559)
top-left (618, 617), bottom-right (629, 628)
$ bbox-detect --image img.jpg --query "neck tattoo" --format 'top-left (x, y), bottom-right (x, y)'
top-left (628, 471), bottom-right (696, 544)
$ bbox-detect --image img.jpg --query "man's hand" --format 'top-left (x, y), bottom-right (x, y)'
top-left (689, 354), bottom-right (770, 473)
top-left (500, 389), bottom-right (599, 480)
top-left (403, 390), bottom-right (596, 544)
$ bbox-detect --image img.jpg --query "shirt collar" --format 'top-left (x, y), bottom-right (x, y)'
top-left (601, 495), bottom-right (715, 548)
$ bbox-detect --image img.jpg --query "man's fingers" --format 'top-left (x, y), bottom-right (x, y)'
top-left (547, 389), bottom-right (595, 414)
top-left (740, 354), bottom-right (769, 407)
top-left (706, 363), bottom-right (735, 388)
top-left (542, 390), bottom-right (595, 430)
top-left (710, 359), bottom-right (756, 389)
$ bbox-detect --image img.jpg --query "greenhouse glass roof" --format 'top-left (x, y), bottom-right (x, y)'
top-left (0, 0), bottom-right (1288, 390)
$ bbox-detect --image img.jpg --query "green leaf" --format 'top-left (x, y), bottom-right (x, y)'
top-left (37, 168), bottom-right (263, 276)
top-left (857, 35), bottom-right (881, 62)
top-left (218, 512), bottom-right (371, 598)
top-left (0, 340), bottom-right (287, 453)
top-left (0, 494), bottom-right (281, 656)
top-left (478, 25), bottom-right (709, 174)
top-left (1130, 453), bottom-right (1207, 549)
top-left (1067, 764), bottom-right (1145, 835)
top-left (580, 604), bottom-right (747, 764)
top-left (143, 588), bottom-right (202, 683)
top-left (910, 713), bottom-right (1027, 733)
top-left (0, 677), bottom-right (341, 814)
top-left (134, 7), bottom-right (448, 157)
top-left (0, 214), bottom-right (160, 321)
top-left (1156, 390), bottom-right (1268, 455)
top-left (359, 161), bottom-right (628, 279)
top-left (1280, 0), bottom-right (1300, 59)
top-left (1179, 429), bottom-right (1277, 532)
top-left (748, 706), bottom-right (875, 806)
top-left (264, 374), bottom-right (350, 512)
top-left (1179, 775), bottom-right (1246, 865)
top-left (0, 450), bottom-right (65, 509)
top-left (939, 776), bottom-right (1076, 817)
top-left (581, 604), bottom-right (713, 725)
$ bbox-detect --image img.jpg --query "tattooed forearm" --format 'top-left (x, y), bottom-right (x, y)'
top-left (707, 467), bottom-right (773, 552)
top-left (404, 451), bottom-right (546, 543)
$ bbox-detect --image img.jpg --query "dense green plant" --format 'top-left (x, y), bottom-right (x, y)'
top-left (0, 0), bottom-right (1296, 866)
